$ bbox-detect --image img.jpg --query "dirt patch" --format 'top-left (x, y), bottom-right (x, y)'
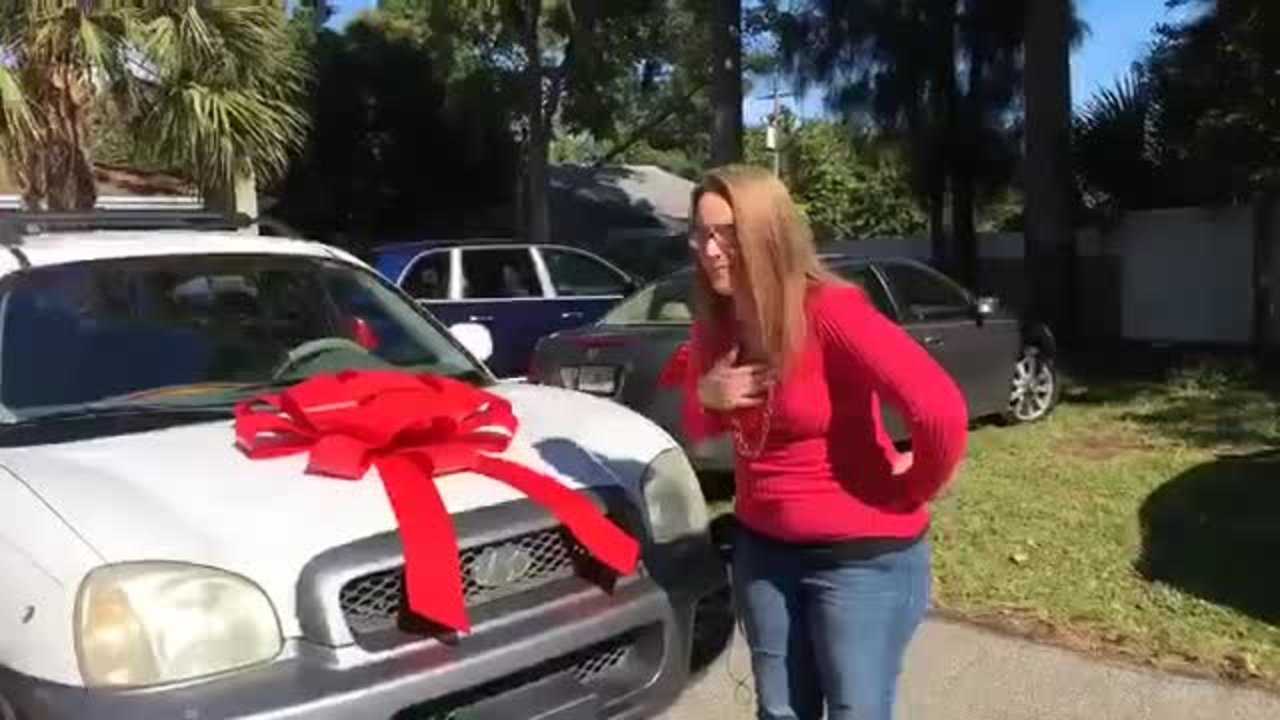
top-left (1056, 423), bottom-right (1158, 462)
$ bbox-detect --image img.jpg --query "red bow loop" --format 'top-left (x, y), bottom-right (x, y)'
top-left (232, 370), bottom-right (640, 632)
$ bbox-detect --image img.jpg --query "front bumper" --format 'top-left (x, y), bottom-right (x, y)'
top-left (0, 498), bottom-right (729, 720)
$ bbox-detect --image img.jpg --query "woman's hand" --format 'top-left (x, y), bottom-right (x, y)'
top-left (892, 451), bottom-right (914, 476)
top-left (697, 347), bottom-right (772, 412)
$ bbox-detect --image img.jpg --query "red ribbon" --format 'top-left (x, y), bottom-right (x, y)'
top-left (233, 370), bottom-right (640, 633)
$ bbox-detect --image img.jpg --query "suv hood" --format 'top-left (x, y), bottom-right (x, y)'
top-left (0, 382), bottom-right (676, 637)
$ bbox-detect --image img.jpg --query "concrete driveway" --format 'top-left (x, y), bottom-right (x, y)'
top-left (659, 617), bottom-right (1280, 719)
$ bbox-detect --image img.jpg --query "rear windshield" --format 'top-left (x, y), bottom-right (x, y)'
top-left (0, 254), bottom-right (483, 419)
top-left (599, 270), bottom-right (694, 325)
top-left (597, 261), bottom-right (878, 326)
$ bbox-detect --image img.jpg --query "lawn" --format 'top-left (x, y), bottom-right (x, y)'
top-left (930, 354), bottom-right (1280, 686)
top-left (703, 352), bottom-right (1280, 687)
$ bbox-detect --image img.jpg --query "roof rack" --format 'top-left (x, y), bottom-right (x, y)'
top-left (0, 209), bottom-right (256, 245)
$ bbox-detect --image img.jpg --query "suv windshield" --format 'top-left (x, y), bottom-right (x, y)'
top-left (0, 254), bottom-right (485, 421)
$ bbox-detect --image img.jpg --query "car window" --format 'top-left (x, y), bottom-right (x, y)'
top-left (600, 271), bottom-right (693, 325)
top-left (460, 248), bottom-right (541, 299)
top-left (877, 263), bottom-right (972, 321)
top-left (540, 248), bottom-right (630, 297)
top-left (0, 255), bottom-right (483, 418)
top-left (831, 263), bottom-right (895, 317)
top-left (401, 251), bottom-right (450, 300)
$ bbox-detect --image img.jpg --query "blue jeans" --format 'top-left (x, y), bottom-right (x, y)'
top-left (731, 527), bottom-right (931, 720)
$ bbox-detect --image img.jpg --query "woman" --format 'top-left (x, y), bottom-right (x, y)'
top-left (681, 164), bottom-right (968, 720)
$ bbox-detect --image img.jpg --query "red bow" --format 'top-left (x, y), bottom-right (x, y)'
top-left (233, 370), bottom-right (640, 633)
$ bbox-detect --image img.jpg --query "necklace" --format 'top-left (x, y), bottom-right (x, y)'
top-left (728, 385), bottom-right (774, 459)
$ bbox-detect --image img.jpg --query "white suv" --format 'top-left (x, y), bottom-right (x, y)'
top-left (0, 213), bottom-right (727, 719)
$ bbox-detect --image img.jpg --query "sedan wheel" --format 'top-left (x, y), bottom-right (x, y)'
top-left (1007, 347), bottom-right (1058, 423)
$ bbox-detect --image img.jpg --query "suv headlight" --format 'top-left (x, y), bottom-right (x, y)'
top-left (75, 562), bottom-right (283, 688)
top-left (641, 448), bottom-right (710, 544)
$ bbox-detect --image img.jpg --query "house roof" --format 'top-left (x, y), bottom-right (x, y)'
top-left (548, 164), bottom-right (693, 233)
top-left (0, 159), bottom-right (196, 198)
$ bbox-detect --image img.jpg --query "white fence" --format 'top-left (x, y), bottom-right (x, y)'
top-left (828, 206), bottom-right (1272, 346)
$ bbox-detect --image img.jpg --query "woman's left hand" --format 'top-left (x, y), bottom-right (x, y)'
top-left (892, 451), bottom-right (914, 476)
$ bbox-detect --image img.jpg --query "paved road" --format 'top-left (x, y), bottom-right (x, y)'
top-left (660, 617), bottom-right (1280, 719)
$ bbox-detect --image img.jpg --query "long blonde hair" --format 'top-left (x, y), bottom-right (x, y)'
top-left (690, 164), bottom-right (841, 375)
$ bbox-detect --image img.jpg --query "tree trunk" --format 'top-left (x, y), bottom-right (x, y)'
top-left (927, 0), bottom-right (958, 270)
top-left (952, 28), bottom-right (983, 289)
top-left (951, 163), bottom-right (978, 288)
top-left (709, 0), bottom-right (743, 166)
top-left (520, 0), bottom-right (551, 245)
top-left (928, 167), bottom-right (947, 266)
top-left (1023, 0), bottom-right (1077, 341)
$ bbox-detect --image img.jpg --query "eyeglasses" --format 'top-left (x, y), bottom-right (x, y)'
top-left (688, 223), bottom-right (737, 253)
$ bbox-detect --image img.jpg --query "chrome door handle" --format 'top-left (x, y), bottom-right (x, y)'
top-left (560, 311), bottom-right (584, 320)
top-left (922, 335), bottom-right (943, 346)
top-left (469, 315), bottom-right (493, 322)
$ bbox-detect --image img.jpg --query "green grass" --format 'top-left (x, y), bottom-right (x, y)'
top-left (931, 356), bottom-right (1280, 684)
top-left (705, 353), bottom-right (1280, 685)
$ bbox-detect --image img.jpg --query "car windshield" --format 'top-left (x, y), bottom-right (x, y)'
top-left (600, 269), bottom-right (694, 325)
top-left (0, 253), bottom-right (486, 422)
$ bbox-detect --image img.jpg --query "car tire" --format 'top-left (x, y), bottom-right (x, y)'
top-left (1003, 344), bottom-right (1060, 424)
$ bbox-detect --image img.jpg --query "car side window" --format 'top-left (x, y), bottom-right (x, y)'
top-left (835, 265), bottom-right (895, 317)
top-left (460, 247), bottom-right (542, 299)
top-left (878, 263), bottom-right (972, 321)
top-left (401, 251), bottom-right (451, 300)
top-left (540, 248), bottom-right (630, 297)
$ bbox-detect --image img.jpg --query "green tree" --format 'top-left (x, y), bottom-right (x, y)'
top-left (269, 11), bottom-right (517, 249)
top-left (379, 0), bottom-right (669, 245)
top-left (747, 116), bottom-right (927, 241)
top-left (0, 0), bottom-right (308, 211)
top-left (1138, 0), bottom-right (1280, 202)
top-left (771, 0), bottom-right (1032, 287)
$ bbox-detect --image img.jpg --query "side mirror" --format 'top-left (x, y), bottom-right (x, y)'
top-left (449, 322), bottom-right (494, 362)
top-left (975, 296), bottom-right (1000, 317)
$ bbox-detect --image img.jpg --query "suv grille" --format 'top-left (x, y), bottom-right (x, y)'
top-left (340, 525), bottom-right (585, 636)
top-left (391, 632), bottom-right (638, 720)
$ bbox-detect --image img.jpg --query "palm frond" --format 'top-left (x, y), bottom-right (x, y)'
top-left (133, 1), bottom-right (309, 192)
top-left (0, 62), bottom-right (35, 151)
top-left (143, 80), bottom-right (308, 191)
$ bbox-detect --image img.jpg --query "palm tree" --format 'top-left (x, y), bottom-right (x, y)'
top-left (0, 1), bottom-right (307, 211)
top-left (0, 64), bottom-right (35, 195)
top-left (135, 2), bottom-right (309, 211)
top-left (1073, 69), bottom-right (1170, 214)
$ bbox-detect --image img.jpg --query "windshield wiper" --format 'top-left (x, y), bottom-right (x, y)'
top-left (11, 402), bottom-right (235, 426)
top-left (0, 402), bottom-right (237, 444)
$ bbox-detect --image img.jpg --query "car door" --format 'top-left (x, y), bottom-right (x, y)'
top-left (535, 246), bottom-right (636, 331)
top-left (828, 262), bottom-right (915, 440)
top-left (873, 260), bottom-right (1018, 418)
top-left (454, 246), bottom-right (559, 379)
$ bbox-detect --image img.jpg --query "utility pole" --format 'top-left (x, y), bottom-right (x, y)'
top-left (761, 75), bottom-right (794, 176)
top-left (760, 0), bottom-right (793, 177)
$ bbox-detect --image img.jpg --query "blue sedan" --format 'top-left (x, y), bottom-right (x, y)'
top-left (373, 240), bottom-right (640, 378)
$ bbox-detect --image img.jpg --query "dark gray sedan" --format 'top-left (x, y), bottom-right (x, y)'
top-left (528, 255), bottom-right (1060, 475)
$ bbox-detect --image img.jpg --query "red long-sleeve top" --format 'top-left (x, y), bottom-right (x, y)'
top-left (683, 281), bottom-right (969, 544)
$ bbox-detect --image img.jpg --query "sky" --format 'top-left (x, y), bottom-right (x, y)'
top-left (329, 0), bottom-right (1176, 122)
